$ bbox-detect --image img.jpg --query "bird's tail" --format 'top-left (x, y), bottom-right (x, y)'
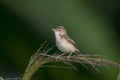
top-left (75, 49), bottom-right (82, 55)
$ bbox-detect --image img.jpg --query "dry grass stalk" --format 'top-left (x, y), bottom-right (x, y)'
top-left (22, 42), bottom-right (120, 80)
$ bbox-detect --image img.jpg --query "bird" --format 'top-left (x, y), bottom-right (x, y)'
top-left (52, 26), bottom-right (81, 59)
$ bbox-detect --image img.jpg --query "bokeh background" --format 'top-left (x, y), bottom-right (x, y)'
top-left (0, 0), bottom-right (120, 80)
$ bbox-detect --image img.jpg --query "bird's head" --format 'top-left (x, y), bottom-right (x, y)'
top-left (52, 26), bottom-right (67, 36)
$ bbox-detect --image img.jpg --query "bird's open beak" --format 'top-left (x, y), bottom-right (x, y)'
top-left (51, 28), bottom-right (55, 31)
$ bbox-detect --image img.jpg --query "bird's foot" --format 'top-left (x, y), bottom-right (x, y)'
top-left (55, 53), bottom-right (65, 61)
top-left (67, 55), bottom-right (70, 60)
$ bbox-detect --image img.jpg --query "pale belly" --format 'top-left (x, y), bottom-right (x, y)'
top-left (56, 39), bottom-right (76, 52)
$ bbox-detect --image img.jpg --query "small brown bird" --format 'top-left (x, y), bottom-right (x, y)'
top-left (52, 26), bottom-right (80, 59)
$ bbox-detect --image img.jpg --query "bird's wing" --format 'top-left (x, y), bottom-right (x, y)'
top-left (63, 35), bottom-right (77, 48)
top-left (68, 38), bottom-right (77, 48)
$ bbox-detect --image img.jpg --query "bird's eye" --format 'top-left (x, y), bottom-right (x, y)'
top-left (58, 29), bottom-right (61, 31)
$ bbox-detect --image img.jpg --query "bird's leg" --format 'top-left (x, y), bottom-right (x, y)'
top-left (67, 52), bottom-right (73, 59)
top-left (56, 52), bottom-right (66, 59)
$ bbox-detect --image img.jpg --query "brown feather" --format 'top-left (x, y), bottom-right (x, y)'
top-left (62, 35), bottom-right (77, 48)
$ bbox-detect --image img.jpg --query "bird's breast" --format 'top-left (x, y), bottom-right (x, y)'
top-left (56, 38), bottom-right (76, 52)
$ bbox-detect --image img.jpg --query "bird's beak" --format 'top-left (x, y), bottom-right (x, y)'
top-left (51, 28), bottom-right (55, 31)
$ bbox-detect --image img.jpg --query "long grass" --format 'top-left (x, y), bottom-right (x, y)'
top-left (22, 41), bottom-right (120, 80)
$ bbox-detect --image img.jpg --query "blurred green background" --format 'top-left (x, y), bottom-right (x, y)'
top-left (0, 0), bottom-right (120, 80)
